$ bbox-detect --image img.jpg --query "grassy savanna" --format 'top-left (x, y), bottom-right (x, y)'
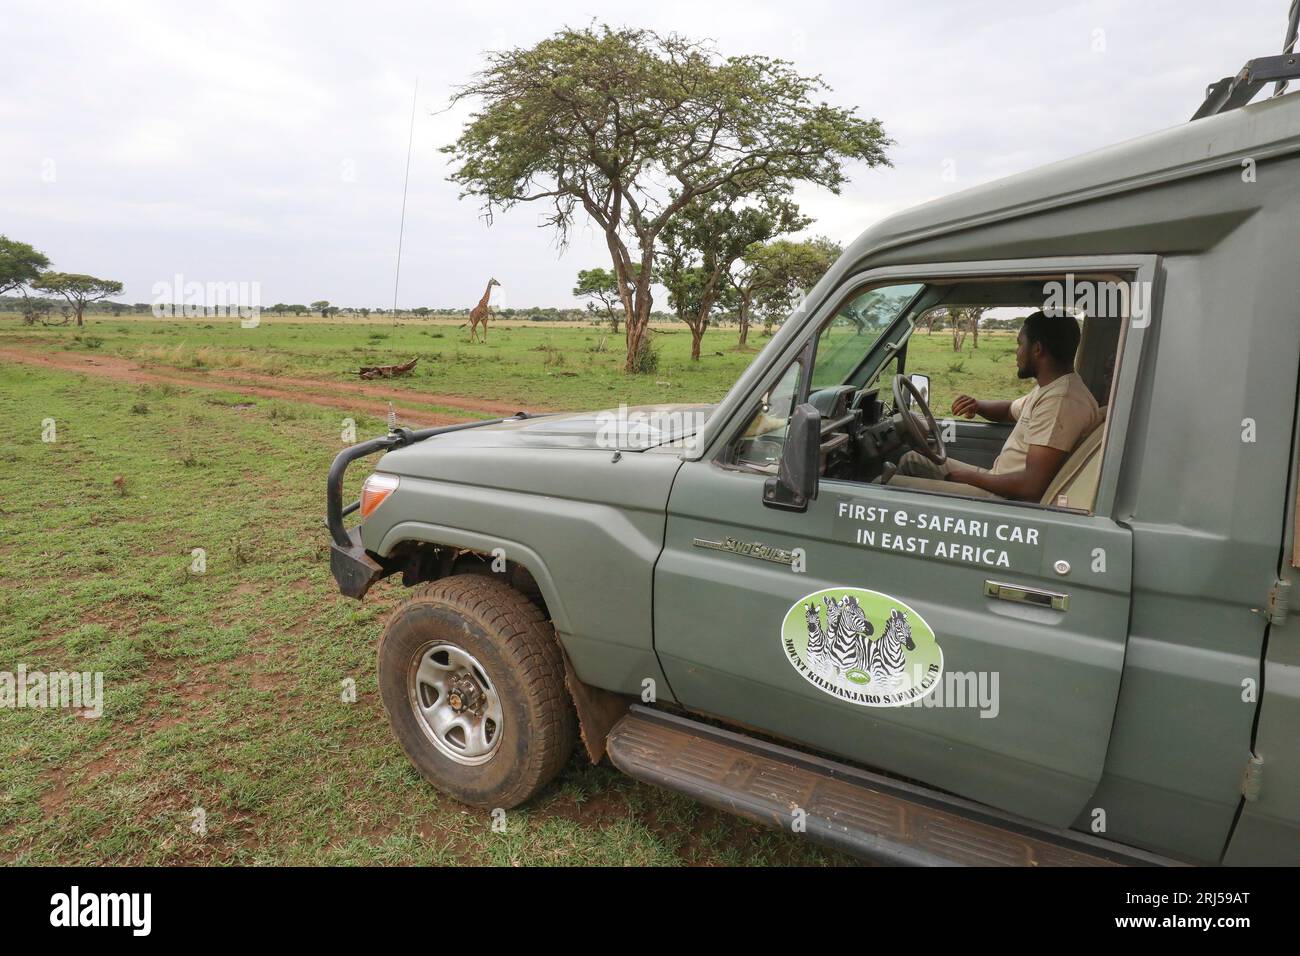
top-left (0, 317), bottom-right (1027, 866)
top-left (0, 364), bottom-right (857, 865)
top-left (0, 314), bottom-right (1029, 415)
top-left (0, 315), bottom-right (749, 412)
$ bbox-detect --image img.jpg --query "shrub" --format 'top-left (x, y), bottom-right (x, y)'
top-left (630, 336), bottom-right (660, 375)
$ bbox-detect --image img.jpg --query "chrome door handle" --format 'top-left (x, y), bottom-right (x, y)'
top-left (984, 580), bottom-right (1069, 611)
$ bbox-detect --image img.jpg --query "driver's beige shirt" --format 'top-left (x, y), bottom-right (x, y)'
top-left (991, 372), bottom-right (1101, 475)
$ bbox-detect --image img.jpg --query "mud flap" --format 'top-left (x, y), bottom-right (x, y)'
top-left (559, 646), bottom-right (631, 764)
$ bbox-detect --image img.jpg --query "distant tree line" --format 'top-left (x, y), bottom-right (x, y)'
top-left (0, 291), bottom-right (673, 325)
top-left (915, 307), bottom-right (1027, 351)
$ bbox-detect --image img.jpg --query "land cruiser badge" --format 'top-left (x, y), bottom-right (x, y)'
top-left (781, 588), bottom-right (942, 707)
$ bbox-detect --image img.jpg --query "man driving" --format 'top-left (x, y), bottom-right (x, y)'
top-left (891, 310), bottom-right (1102, 502)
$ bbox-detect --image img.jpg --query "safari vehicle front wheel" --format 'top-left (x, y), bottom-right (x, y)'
top-left (377, 574), bottom-right (576, 809)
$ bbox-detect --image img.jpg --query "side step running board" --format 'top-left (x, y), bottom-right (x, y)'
top-left (606, 705), bottom-right (1173, 867)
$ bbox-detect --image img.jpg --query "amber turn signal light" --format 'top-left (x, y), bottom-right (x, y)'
top-left (360, 473), bottom-right (399, 518)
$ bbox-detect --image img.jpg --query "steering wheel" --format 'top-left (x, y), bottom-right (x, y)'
top-left (892, 374), bottom-right (947, 464)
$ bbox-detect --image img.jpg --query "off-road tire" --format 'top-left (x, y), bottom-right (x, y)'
top-left (377, 574), bottom-right (576, 809)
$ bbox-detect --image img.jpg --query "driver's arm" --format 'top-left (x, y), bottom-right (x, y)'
top-left (952, 395), bottom-right (1015, 423)
top-left (947, 445), bottom-right (1068, 502)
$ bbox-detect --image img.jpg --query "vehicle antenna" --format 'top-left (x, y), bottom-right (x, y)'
top-left (392, 77), bottom-right (419, 327)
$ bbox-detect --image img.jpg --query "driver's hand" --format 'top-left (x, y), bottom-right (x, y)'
top-left (951, 394), bottom-right (978, 419)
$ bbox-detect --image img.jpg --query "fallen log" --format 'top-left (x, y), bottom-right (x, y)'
top-left (358, 357), bottom-right (419, 380)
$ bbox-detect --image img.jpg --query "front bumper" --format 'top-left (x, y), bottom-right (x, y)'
top-left (330, 527), bottom-right (387, 599)
top-left (324, 414), bottom-right (533, 599)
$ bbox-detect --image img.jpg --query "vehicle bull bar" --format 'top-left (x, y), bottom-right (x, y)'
top-left (326, 413), bottom-right (532, 598)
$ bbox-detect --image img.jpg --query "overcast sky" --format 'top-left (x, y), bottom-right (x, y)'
top-left (0, 0), bottom-right (1288, 309)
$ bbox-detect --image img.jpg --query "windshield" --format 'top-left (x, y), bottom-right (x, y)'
top-left (810, 282), bottom-right (923, 390)
top-left (729, 281), bottom-right (922, 473)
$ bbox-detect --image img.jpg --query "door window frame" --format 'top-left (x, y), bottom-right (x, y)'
top-left (700, 255), bottom-right (1160, 519)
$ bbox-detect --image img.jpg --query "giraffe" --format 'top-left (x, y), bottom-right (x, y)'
top-left (468, 277), bottom-right (500, 343)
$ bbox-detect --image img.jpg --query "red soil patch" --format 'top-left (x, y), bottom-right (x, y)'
top-left (0, 347), bottom-right (547, 426)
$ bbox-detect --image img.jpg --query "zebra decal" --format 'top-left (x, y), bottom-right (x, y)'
top-left (822, 594), bottom-right (842, 642)
top-left (783, 588), bottom-right (943, 707)
top-left (805, 603), bottom-right (828, 671)
top-left (865, 608), bottom-right (916, 689)
top-left (826, 595), bottom-right (873, 678)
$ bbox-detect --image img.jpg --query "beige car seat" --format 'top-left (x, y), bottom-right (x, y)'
top-left (1040, 406), bottom-right (1108, 509)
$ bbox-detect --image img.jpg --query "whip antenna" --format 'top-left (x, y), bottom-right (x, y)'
top-left (392, 77), bottom-right (419, 326)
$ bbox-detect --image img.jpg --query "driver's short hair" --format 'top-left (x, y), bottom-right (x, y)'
top-left (1021, 310), bottom-right (1081, 366)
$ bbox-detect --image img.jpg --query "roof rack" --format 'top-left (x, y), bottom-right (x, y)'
top-left (1192, 0), bottom-right (1300, 119)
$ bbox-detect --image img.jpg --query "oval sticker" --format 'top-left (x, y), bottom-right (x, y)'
top-left (781, 587), bottom-right (943, 707)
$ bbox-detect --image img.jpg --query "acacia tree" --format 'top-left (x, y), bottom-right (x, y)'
top-left (947, 307), bottom-right (989, 352)
top-left (443, 25), bottom-right (892, 372)
top-left (32, 273), bottom-right (123, 327)
top-left (0, 236), bottom-right (50, 298)
top-left (573, 265), bottom-right (645, 334)
top-left (732, 236), bottom-right (841, 344)
top-left (657, 188), bottom-right (806, 360)
top-left (729, 245), bottom-right (777, 347)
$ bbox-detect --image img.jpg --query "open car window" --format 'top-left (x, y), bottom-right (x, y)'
top-left (724, 271), bottom-right (1136, 516)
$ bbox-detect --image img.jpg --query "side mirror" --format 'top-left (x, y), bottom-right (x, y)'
top-left (907, 373), bottom-right (930, 408)
top-left (764, 403), bottom-right (820, 511)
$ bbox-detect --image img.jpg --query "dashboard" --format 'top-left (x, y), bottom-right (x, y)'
top-left (731, 383), bottom-right (902, 482)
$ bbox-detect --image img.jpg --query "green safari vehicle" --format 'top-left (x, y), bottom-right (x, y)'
top-left (325, 44), bottom-right (1300, 865)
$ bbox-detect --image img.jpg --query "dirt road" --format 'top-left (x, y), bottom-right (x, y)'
top-left (0, 346), bottom-right (544, 426)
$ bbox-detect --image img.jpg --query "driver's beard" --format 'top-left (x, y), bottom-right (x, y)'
top-left (1017, 359), bottom-right (1036, 380)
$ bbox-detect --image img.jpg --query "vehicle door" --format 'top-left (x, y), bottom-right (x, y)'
top-left (653, 258), bottom-right (1154, 827)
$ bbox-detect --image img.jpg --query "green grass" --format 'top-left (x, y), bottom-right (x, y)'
top-left (0, 314), bottom-right (1028, 413)
top-left (0, 315), bottom-right (1030, 865)
top-left (0, 363), bottom-right (853, 866)
top-left (902, 328), bottom-right (1032, 416)
top-left (0, 315), bottom-right (752, 410)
